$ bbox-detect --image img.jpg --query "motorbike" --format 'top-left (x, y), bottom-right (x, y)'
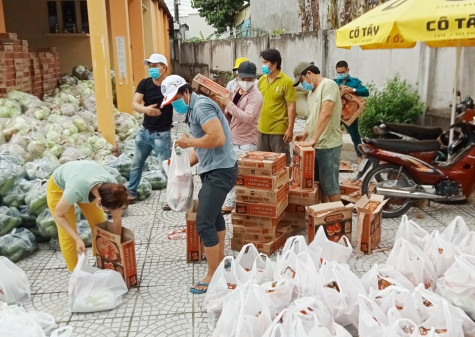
top-left (357, 122), bottom-right (475, 218)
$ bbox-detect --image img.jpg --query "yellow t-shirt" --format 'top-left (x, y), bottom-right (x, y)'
top-left (306, 78), bottom-right (343, 149)
top-left (257, 71), bottom-right (296, 134)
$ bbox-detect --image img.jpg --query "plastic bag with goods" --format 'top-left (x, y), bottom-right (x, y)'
top-left (115, 113), bottom-right (139, 140)
top-left (68, 253), bottom-right (128, 313)
top-left (24, 105), bottom-right (51, 120)
top-left (423, 231), bottom-right (461, 277)
top-left (77, 109), bottom-right (97, 130)
top-left (0, 98), bottom-right (21, 118)
top-left (80, 95), bottom-right (96, 113)
top-left (251, 254), bottom-right (276, 285)
top-left (213, 282), bottom-right (272, 337)
top-left (0, 305), bottom-right (46, 337)
top-left (436, 254), bottom-right (475, 320)
top-left (25, 181), bottom-right (48, 215)
top-left (7, 90), bottom-right (45, 111)
top-left (59, 147), bottom-right (85, 164)
top-left (0, 150), bottom-right (24, 166)
top-left (0, 227), bottom-right (37, 262)
top-left (24, 158), bottom-right (60, 180)
top-left (440, 216), bottom-right (470, 246)
top-left (72, 115), bottom-right (93, 133)
top-left (18, 205), bottom-right (37, 228)
top-left (373, 286), bottom-right (421, 324)
top-left (0, 206), bottom-right (22, 236)
top-left (2, 115), bottom-right (40, 141)
top-left (27, 311), bottom-right (56, 335)
top-left (106, 153), bottom-right (132, 178)
top-left (0, 256), bottom-right (31, 304)
top-left (1, 178), bottom-right (35, 208)
top-left (357, 294), bottom-right (390, 337)
top-left (360, 263), bottom-right (415, 294)
top-left (137, 179), bottom-right (152, 201)
top-left (317, 261), bottom-right (366, 328)
top-left (102, 165), bottom-right (127, 184)
top-left (458, 231), bottom-right (475, 256)
top-left (166, 145), bottom-right (193, 212)
top-left (386, 238), bottom-right (437, 289)
top-left (234, 243), bottom-right (262, 283)
top-left (260, 279), bottom-right (293, 320)
top-left (308, 226), bottom-right (352, 269)
top-left (395, 216), bottom-right (428, 248)
top-left (36, 208), bottom-right (58, 239)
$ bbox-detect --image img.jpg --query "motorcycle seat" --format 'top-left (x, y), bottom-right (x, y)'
top-left (365, 138), bottom-right (440, 153)
top-left (385, 123), bottom-right (443, 139)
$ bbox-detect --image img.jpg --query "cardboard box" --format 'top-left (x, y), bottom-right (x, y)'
top-left (236, 167), bottom-right (289, 191)
top-left (355, 194), bottom-right (388, 254)
top-left (288, 185), bottom-right (320, 205)
top-left (231, 226), bottom-right (301, 255)
top-left (339, 89), bottom-right (366, 126)
top-left (192, 73), bottom-right (230, 110)
top-left (236, 183), bottom-right (289, 204)
top-left (235, 195), bottom-right (288, 218)
top-left (290, 144), bottom-right (315, 190)
top-left (233, 224), bottom-right (279, 237)
top-left (94, 222), bottom-right (138, 289)
top-left (237, 151), bottom-right (286, 175)
top-left (285, 203), bottom-right (307, 217)
top-left (186, 200), bottom-right (206, 263)
top-left (279, 212), bottom-right (306, 230)
top-left (339, 180), bottom-right (362, 195)
top-left (231, 211), bottom-right (284, 229)
top-left (306, 201), bottom-right (354, 243)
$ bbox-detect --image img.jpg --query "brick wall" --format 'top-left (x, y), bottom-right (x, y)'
top-left (0, 32), bottom-right (61, 98)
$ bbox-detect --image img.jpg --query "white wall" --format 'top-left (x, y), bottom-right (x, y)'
top-left (250, 0), bottom-right (301, 33)
top-left (181, 13), bottom-right (215, 40)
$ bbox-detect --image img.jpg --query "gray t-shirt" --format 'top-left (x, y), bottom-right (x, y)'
top-left (52, 160), bottom-right (116, 204)
top-left (187, 93), bottom-right (237, 174)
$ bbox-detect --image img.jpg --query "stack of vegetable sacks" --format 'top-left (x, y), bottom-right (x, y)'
top-left (0, 67), bottom-right (167, 262)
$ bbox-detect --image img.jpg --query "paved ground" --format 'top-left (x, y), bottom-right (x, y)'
top-left (16, 117), bottom-right (475, 336)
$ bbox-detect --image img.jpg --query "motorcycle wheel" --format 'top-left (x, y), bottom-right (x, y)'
top-left (361, 163), bottom-right (413, 218)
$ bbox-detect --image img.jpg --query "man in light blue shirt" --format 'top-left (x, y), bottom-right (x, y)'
top-left (161, 75), bottom-right (237, 295)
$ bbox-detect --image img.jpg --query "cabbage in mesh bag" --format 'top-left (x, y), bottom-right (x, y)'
top-left (36, 208), bottom-right (58, 239)
top-left (137, 179), bottom-right (152, 201)
top-left (0, 227), bottom-right (37, 262)
top-left (0, 160), bottom-right (24, 196)
top-left (24, 158), bottom-right (60, 180)
top-left (1, 179), bottom-right (35, 208)
top-left (25, 181), bottom-right (48, 215)
top-left (0, 206), bottom-right (22, 236)
top-left (142, 169), bottom-right (166, 190)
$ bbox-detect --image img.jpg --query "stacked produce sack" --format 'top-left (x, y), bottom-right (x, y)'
top-left (0, 67), bottom-right (166, 262)
top-left (205, 215), bottom-right (475, 337)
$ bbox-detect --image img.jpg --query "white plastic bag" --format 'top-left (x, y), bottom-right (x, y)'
top-left (68, 254), bottom-right (128, 313)
top-left (357, 294), bottom-right (389, 337)
top-left (423, 231), bottom-right (461, 277)
top-left (361, 263), bottom-right (415, 294)
top-left (386, 238), bottom-right (437, 289)
top-left (235, 243), bottom-right (261, 283)
top-left (458, 231), bottom-right (475, 256)
top-left (252, 254), bottom-right (276, 285)
top-left (436, 254), bottom-right (475, 320)
top-left (0, 305), bottom-right (45, 337)
top-left (308, 226), bottom-right (352, 269)
top-left (395, 215), bottom-right (429, 249)
top-left (165, 143), bottom-right (193, 212)
top-left (441, 216), bottom-right (469, 245)
top-left (0, 256), bottom-right (31, 304)
top-left (28, 311), bottom-right (56, 335)
top-left (261, 279), bottom-right (293, 319)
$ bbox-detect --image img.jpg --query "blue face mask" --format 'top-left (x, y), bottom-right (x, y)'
top-left (301, 81), bottom-right (314, 91)
top-left (337, 73), bottom-right (349, 80)
top-left (149, 68), bottom-right (160, 79)
top-left (261, 65), bottom-right (271, 75)
top-left (171, 98), bottom-right (189, 114)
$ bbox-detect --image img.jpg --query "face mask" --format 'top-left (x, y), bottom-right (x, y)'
top-left (171, 98), bottom-right (189, 114)
top-left (261, 65), bottom-right (271, 75)
top-left (337, 73), bottom-right (349, 80)
top-left (301, 81), bottom-right (314, 91)
top-left (238, 81), bottom-right (254, 92)
top-left (149, 68), bottom-right (160, 79)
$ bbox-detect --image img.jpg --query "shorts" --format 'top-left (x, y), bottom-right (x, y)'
top-left (314, 145), bottom-right (342, 196)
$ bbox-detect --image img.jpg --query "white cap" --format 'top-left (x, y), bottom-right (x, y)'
top-left (161, 75), bottom-right (187, 107)
top-left (143, 53), bottom-right (168, 66)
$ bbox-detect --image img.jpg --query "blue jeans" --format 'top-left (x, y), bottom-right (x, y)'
top-left (223, 144), bottom-right (257, 208)
top-left (197, 164), bottom-right (237, 247)
top-left (127, 127), bottom-right (171, 196)
top-left (314, 145), bottom-right (342, 197)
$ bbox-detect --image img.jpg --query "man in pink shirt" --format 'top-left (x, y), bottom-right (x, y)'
top-left (216, 61), bottom-right (263, 213)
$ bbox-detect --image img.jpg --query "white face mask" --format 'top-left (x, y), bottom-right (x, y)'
top-left (238, 80), bottom-right (254, 92)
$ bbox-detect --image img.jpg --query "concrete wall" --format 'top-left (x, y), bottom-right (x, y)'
top-left (4, 0), bottom-right (92, 74)
top-left (250, 0), bottom-right (301, 33)
top-left (181, 13), bottom-right (215, 40)
top-left (175, 31), bottom-right (475, 126)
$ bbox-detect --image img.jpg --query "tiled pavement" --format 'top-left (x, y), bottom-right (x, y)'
top-left (16, 117), bottom-right (475, 336)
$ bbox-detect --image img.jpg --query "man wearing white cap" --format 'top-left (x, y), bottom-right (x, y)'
top-left (161, 75), bottom-right (237, 295)
top-left (127, 54), bottom-right (172, 205)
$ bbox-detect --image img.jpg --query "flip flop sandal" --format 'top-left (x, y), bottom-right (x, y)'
top-left (189, 281), bottom-right (209, 295)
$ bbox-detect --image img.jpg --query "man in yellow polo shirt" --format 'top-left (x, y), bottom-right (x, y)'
top-left (257, 48), bottom-right (296, 165)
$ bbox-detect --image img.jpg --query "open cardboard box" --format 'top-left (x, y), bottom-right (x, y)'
top-left (94, 222), bottom-right (137, 288)
top-left (290, 143), bottom-right (315, 190)
top-left (186, 200), bottom-right (206, 263)
top-left (237, 151), bottom-right (286, 176)
top-left (355, 194), bottom-right (388, 254)
top-left (306, 201), bottom-right (354, 243)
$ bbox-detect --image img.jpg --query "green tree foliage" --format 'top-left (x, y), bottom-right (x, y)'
top-left (359, 75), bottom-right (425, 138)
top-left (192, 0), bottom-right (246, 34)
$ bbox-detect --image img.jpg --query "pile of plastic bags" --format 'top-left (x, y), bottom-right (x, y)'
top-left (205, 215), bottom-right (475, 337)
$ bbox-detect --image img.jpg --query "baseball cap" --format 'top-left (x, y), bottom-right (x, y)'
top-left (293, 61), bottom-right (312, 86)
top-left (144, 53), bottom-right (168, 66)
top-left (237, 61), bottom-right (257, 79)
top-left (233, 57), bottom-right (249, 70)
top-left (160, 74), bottom-right (187, 107)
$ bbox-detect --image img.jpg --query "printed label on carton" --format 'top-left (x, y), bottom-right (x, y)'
top-left (290, 144), bottom-right (315, 190)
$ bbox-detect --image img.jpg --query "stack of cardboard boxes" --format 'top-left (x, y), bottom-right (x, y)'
top-left (0, 32), bottom-right (60, 98)
top-left (231, 151), bottom-right (295, 255)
